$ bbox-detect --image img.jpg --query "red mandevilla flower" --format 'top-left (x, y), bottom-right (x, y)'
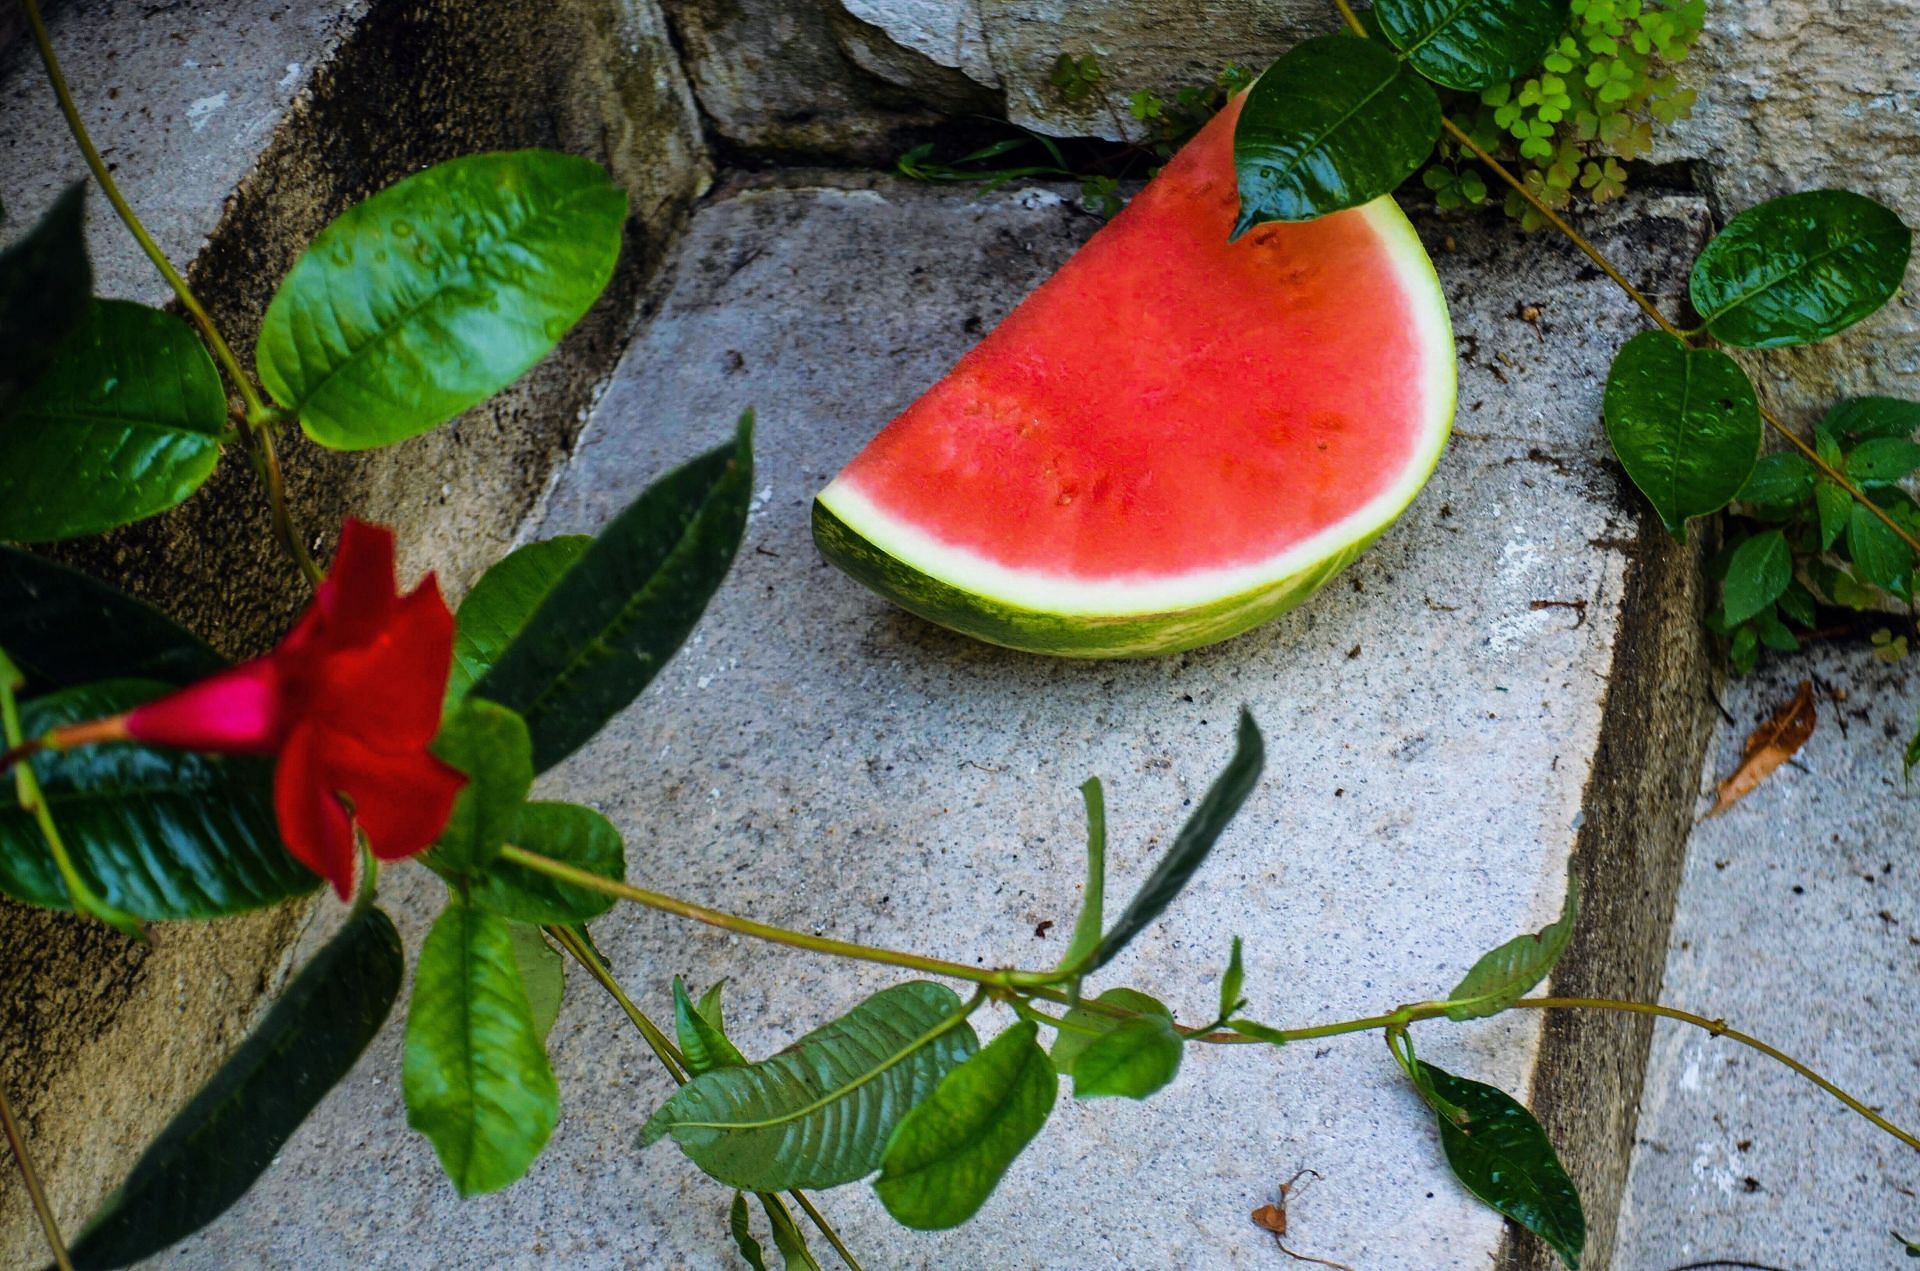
top-left (60, 521), bottom-right (465, 899)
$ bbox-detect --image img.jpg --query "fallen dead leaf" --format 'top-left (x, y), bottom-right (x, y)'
top-left (1250, 1203), bottom-right (1287, 1236)
top-left (1248, 1171), bottom-right (1355, 1270)
top-left (1709, 679), bottom-right (1816, 817)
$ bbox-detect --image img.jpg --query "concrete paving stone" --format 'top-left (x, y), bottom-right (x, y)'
top-left (158, 176), bottom-right (1713, 1268)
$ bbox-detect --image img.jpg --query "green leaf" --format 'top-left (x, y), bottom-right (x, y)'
top-left (1721, 530), bottom-right (1793, 626)
top-left (1815, 470), bottom-right (1852, 551)
top-left (1417, 1060), bottom-right (1586, 1269)
top-left (1602, 330), bottom-right (1761, 538)
top-left (1219, 935), bottom-right (1247, 1020)
top-left (698, 980), bottom-right (730, 1031)
top-left (470, 800), bottom-right (625, 924)
top-left (1049, 987), bottom-right (1171, 1077)
top-left (0, 680), bottom-right (316, 919)
top-left (1092, 710), bottom-right (1263, 970)
top-left (639, 982), bottom-right (978, 1192)
top-left (66, 907), bottom-right (401, 1270)
top-left (1233, 35), bottom-right (1441, 229)
top-left (1777, 581), bottom-right (1817, 629)
top-left (1376, 0), bottom-right (1571, 90)
top-left (874, 1021), bottom-right (1057, 1229)
top-left (0, 301), bottom-right (225, 541)
top-left (1846, 438), bottom-right (1920, 487)
top-left (0, 183), bottom-right (91, 415)
top-left (1846, 502), bottom-right (1914, 598)
top-left (1689, 190), bottom-right (1912, 348)
top-left (1072, 1012), bottom-right (1183, 1101)
top-left (763, 1195), bottom-right (821, 1271)
top-left (1824, 396), bottom-right (1920, 443)
top-left (426, 698), bottom-right (532, 875)
top-left (0, 547), bottom-right (223, 693)
top-left (730, 1193), bottom-right (768, 1271)
top-left (506, 922), bottom-right (565, 1039)
top-left (257, 151), bottom-right (628, 449)
top-left (404, 900), bottom-right (560, 1196)
top-left (1735, 453), bottom-right (1815, 514)
top-left (448, 536), bottom-right (591, 706)
top-left (675, 976), bottom-right (748, 1076)
top-left (1897, 1230), bottom-right (1920, 1257)
top-left (1443, 868), bottom-right (1580, 1020)
top-left (474, 414), bottom-right (753, 772)
top-left (1226, 1018), bottom-right (1291, 1045)
top-left (1055, 776), bottom-right (1106, 974)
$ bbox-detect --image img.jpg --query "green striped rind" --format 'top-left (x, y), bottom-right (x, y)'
top-left (813, 499), bottom-right (1386, 659)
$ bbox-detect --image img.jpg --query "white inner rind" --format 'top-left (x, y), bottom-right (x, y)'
top-left (818, 197), bottom-right (1457, 618)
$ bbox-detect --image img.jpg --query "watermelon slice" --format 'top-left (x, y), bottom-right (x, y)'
top-left (814, 95), bottom-right (1455, 658)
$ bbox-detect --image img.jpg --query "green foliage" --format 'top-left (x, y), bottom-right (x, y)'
top-left (0, 680), bottom-right (315, 920)
top-left (0, 300), bottom-right (226, 541)
top-left (507, 921), bottom-right (565, 1039)
top-left (1048, 986), bottom-right (1169, 1076)
top-left (426, 698), bottom-right (534, 876)
top-left (1376, 0), bottom-right (1571, 91)
top-left (67, 908), bottom-right (401, 1270)
top-left (0, 547), bottom-right (224, 693)
top-left (1218, 935), bottom-right (1248, 1022)
top-left (404, 900), bottom-right (561, 1196)
top-left (1048, 53), bottom-right (1103, 103)
top-left (473, 413), bottom-right (753, 772)
top-left (1233, 35), bottom-right (1441, 229)
top-left (1069, 1008), bottom-right (1183, 1100)
top-left (1602, 330), bottom-right (1760, 539)
top-left (256, 151), bottom-right (627, 450)
top-left (874, 1021), bottom-right (1057, 1228)
top-left (447, 536), bottom-right (591, 707)
top-left (675, 976), bottom-right (748, 1077)
top-left (1721, 529), bottom-right (1792, 626)
top-left (469, 801), bottom-right (626, 924)
top-left (1055, 777), bottom-right (1106, 975)
top-left (641, 982), bottom-right (979, 1192)
top-left (729, 1193), bottom-right (768, 1271)
top-left (1443, 867), bottom-right (1579, 1021)
top-left (0, 183), bottom-right (90, 415)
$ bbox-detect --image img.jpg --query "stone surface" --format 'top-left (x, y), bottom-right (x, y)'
top-left (1616, 647), bottom-right (1920, 1268)
top-left (155, 178), bottom-right (1712, 1268)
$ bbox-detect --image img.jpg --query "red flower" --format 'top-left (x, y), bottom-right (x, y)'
top-left (65, 522), bottom-right (465, 899)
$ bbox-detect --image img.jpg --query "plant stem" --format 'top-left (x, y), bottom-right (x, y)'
top-left (0, 1080), bottom-right (72, 1271)
top-left (250, 425), bottom-right (322, 586)
top-left (787, 1190), bottom-right (865, 1271)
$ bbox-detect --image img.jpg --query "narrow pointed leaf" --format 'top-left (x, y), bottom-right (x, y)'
top-left (1049, 987), bottom-right (1171, 1078)
top-left (763, 1195), bottom-right (821, 1271)
top-left (66, 907), bottom-right (402, 1270)
top-left (676, 976), bottom-right (748, 1076)
top-left (447, 536), bottom-right (591, 706)
top-left (506, 922), bottom-right (565, 1039)
top-left (0, 182), bottom-right (90, 414)
top-left (639, 982), bottom-right (978, 1192)
top-left (404, 901), bottom-right (560, 1196)
top-left (0, 300), bottom-right (225, 541)
top-left (730, 1193), bottom-right (769, 1271)
top-left (257, 151), bottom-right (628, 449)
top-left (469, 800), bottom-right (625, 923)
top-left (474, 414), bottom-right (753, 771)
top-left (1219, 935), bottom-right (1247, 1019)
top-left (1690, 191), bottom-right (1911, 348)
top-left (1375, 0), bottom-right (1570, 90)
top-left (1824, 396), bottom-right (1920, 443)
top-left (1092, 710), bottom-right (1263, 970)
top-left (1721, 531), bottom-right (1793, 626)
top-left (697, 980), bottom-right (730, 1031)
top-left (0, 547), bottom-right (223, 692)
top-left (426, 698), bottom-right (532, 875)
top-left (1233, 35), bottom-right (1440, 227)
top-left (1226, 1018), bottom-right (1290, 1045)
top-left (1055, 776), bottom-right (1106, 974)
top-left (1443, 868), bottom-right (1580, 1020)
top-left (1603, 330), bottom-right (1761, 538)
top-left (875, 1021), bottom-right (1058, 1228)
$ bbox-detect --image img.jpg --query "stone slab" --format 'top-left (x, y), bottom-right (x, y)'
top-left (159, 178), bottom-right (1713, 1268)
top-left (1616, 648), bottom-right (1920, 1268)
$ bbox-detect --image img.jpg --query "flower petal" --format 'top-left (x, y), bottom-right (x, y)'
top-left (124, 659), bottom-right (285, 754)
top-left (309, 576), bottom-right (456, 747)
top-left (274, 723), bottom-right (358, 899)
top-left (314, 520), bottom-right (400, 646)
top-left (321, 729), bottom-right (465, 862)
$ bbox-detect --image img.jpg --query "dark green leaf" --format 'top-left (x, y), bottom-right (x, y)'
top-left (474, 414), bottom-right (753, 772)
top-left (1721, 530), bottom-right (1793, 626)
top-left (1729, 623), bottom-right (1759, 674)
top-left (1443, 868), bottom-right (1579, 1021)
top-left (1846, 502), bottom-right (1914, 598)
top-left (1776, 581), bottom-right (1816, 629)
top-left (404, 900), bottom-right (560, 1196)
top-left (258, 151), bottom-right (627, 449)
top-left (1754, 608), bottom-right (1798, 653)
top-left (506, 921), bottom-right (565, 1039)
top-left (1735, 453), bottom-right (1815, 513)
top-left (875, 1021), bottom-right (1057, 1228)
top-left (470, 800), bottom-right (625, 924)
top-left (1072, 1014), bottom-right (1182, 1101)
top-left (426, 698), bottom-right (532, 875)
top-left (1690, 190), bottom-right (1912, 348)
top-left (1375, 0), bottom-right (1570, 90)
top-left (0, 547), bottom-right (223, 692)
top-left (763, 1195), bottom-right (820, 1271)
top-left (0, 183), bottom-right (90, 415)
top-left (1233, 35), bottom-right (1440, 229)
top-left (1219, 935), bottom-right (1247, 1020)
top-left (66, 907), bottom-right (401, 1270)
top-left (1417, 1060), bottom-right (1586, 1269)
top-left (730, 1193), bottom-right (768, 1271)
top-left (1602, 330), bottom-right (1761, 538)
top-left (1815, 461), bottom-right (1851, 550)
top-left (448, 536), bottom-right (591, 706)
top-left (675, 976), bottom-right (748, 1076)
top-left (1824, 396), bottom-right (1920, 443)
top-left (1846, 438), bottom-right (1920, 487)
top-left (0, 681), bottom-right (316, 919)
top-left (1049, 987), bottom-right (1171, 1077)
top-left (1226, 1018), bottom-right (1291, 1045)
top-left (0, 301), bottom-right (225, 541)
top-left (639, 982), bottom-right (978, 1192)
top-left (1055, 776), bottom-right (1106, 974)
top-left (1092, 710), bottom-right (1263, 970)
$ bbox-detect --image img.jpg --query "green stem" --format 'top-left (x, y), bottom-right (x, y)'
top-left (0, 1078), bottom-right (71, 1271)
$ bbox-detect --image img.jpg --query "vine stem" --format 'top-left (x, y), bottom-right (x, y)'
top-left (0, 1079), bottom-right (72, 1271)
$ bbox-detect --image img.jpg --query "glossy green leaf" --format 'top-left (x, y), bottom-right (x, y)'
top-left (0, 681), bottom-right (315, 919)
top-left (474, 414), bottom-right (753, 771)
top-left (639, 982), bottom-right (978, 1192)
top-left (258, 151), bottom-right (626, 449)
top-left (1219, 935), bottom-right (1247, 1020)
top-left (447, 536), bottom-right (591, 706)
top-left (1443, 869), bottom-right (1579, 1021)
top-left (1376, 0), bottom-right (1570, 90)
top-left (675, 976), bottom-right (748, 1076)
top-left (1721, 530), bottom-right (1793, 626)
top-left (1418, 1060), bottom-right (1586, 1268)
top-left (1690, 190), bottom-right (1912, 348)
top-left (426, 698), bottom-right (533, 875)
top-left (66, 907), bottom-right (401, 1270)
top-left (404, 900), bottom-right (560, 1196)
top-left (1824, 396), bottom-right (1920, 443)
top-left (1777, 582), bottom-right (1817, 629)
top-left (1055, 776), bottom-right (1106, 975)
top-left (730, 1193), bottom-right (768, 1271)
top-left (1735, 453), bottom-right (1815, 514)
top-left (1846, 502), bottom-right (1915, 598)
top-left (469, 800), bottom-right (625, 923)
top-left (1071, 1013), bottom-right (1183, 1101)
top-left (1049, 987), bottom-right (1171, 1078)
top-left (0, 547), bottom-right (223, 693)
top-left (0, 183), bottom-right (91, 414)
top-left (507, 922), bottom-right (565, 1039)
top-left (1846, 438), bottom-right (1920, 487)
top-left (875, 1021), bottom-right (1057, 1229)
top-left (1602, 330), bottom-right (1761, 538)
top-left (1092, 710), bottom-right (1263, 970)
top-left (1233, 35), bottom-right (1440, 229)
top-left (697, 980), bottom-right (730, 1031)
top-left (0, 301), bottom-right (225, 541)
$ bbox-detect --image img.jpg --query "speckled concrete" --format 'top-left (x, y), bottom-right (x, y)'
top-left (152, 180), bottom-right (1713, 1269)
top-left (1616, 647), bottom-right (1920, 1269)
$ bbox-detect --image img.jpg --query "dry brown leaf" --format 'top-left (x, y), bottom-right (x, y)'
top-left (1709, 679), bottom-right (1816, 817)
top-left (1250, 1203), bottom-right (1288, 1235)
